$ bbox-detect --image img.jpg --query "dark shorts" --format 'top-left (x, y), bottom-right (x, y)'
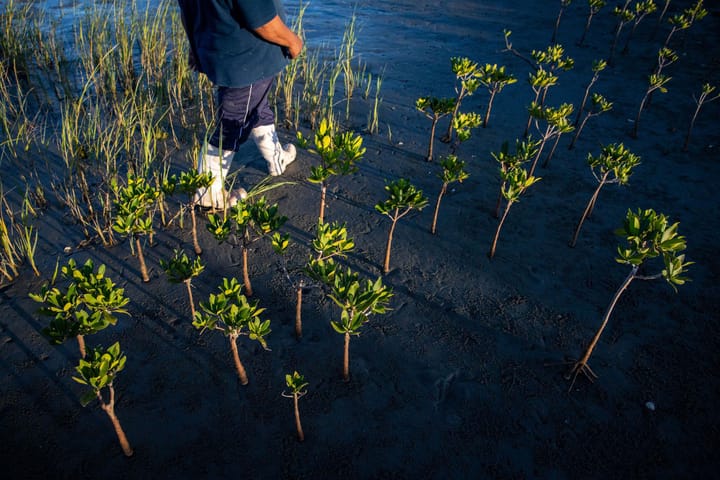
top-left (209, 76), bottom-right (275, 152)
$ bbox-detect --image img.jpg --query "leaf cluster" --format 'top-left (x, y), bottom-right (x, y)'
top-left (587, 143), bottom-right (640, 185)
top-left (438, 154), bottom-right (469, 185)
top-left (176, 168), bottom-right (214, 200)
top-left (285, 370), bottom-right (309, 394)
top-left (329, 269), bottom-right (393, 335)
top-left (415, 96), bottom-right (456, 118)
top-left (113, 176), bottom-right (159, 237)
top-left (305, 117), bottom-right (365, 184)
top-left (375, 178), bottom-right (429, 217)
top-left (72, 341), bottom-right (127, 406)
top-left (160, 249), bottom-right (204, 283)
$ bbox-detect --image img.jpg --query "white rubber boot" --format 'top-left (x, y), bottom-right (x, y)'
top-left (250, 124), bottom-right (297, 176)
top-left (194, 143), bottom-right (247, 209)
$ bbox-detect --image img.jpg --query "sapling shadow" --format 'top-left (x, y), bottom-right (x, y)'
top-left (282, 371), bottom-right (309, 441)
top-left (375, 178), bottom-right (428, 274)
top-left (621, 0), bottom-right (658, 55)
top-left (160, 249), bottom-right (204, 321)
top-left (72, 342), bottom-right (133, 456)
top-left (577, 0), bottom-right (607, 47)
top-left (441, 57), bottom-right (480, 144)
top-left (113, 176), bottom-right (160, 283)
top-left (298, 115), bottom-right (365, 223)
top-left (430, 154), bottom-right (469, 235)
top-left (551, 0), bottom-right (573, 45)
top-left (683, 83), bottom-right (719, 151)
top-left (29, 258), bottom-right (130, 358)
top-left (631, 47), bottom-right (678, 138)
top-left (566, 208), bottom-right (692, 389)
top-left (176, 168), bottom-right (213, 255)
top-left (329, 268), bottom-right (393, 381)
top-left (491, 138), bottom-right (540, 219)
top-left (415, 96), bottom-right (455, 161)
top-left (567, 92), bottom-right (612, 150)
top-left (570, 143), bottom-right (641, 247)
top-left (193, 277), bottom-right (271, 385)
top-left (573, 59), bottom-right (606, 128)
top-left (475, 63), bottom-right (517, 128)
top-left (488, 163), bottom-right (541, 259)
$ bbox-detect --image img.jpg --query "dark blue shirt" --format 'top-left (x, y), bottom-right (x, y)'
top-left (178, 0), bottom-right (289, 87)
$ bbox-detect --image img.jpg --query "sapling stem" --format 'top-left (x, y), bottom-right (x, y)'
top-left (683, 83), bottom-right (719, 151)
top-left (282, 371), bottom-right (308, 441)
top-left (551, 0), bottom-right (572, 45)
top-left (577, 0), bottom-right (606, 47)
top-left (98, 384), bottom-right (134, 457)
top-left (488, 200), bottom-right (513, 260)
top-left (229, 334), bottom-right (249, 385)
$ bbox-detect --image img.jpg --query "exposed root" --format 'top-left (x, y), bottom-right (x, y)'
top-left (565, 360), bottom-right (598, 392)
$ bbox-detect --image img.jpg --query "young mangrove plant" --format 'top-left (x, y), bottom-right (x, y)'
top-left (450, 111), bottom-right (482, 155)
top-left (488, 164), bottom-right (541, 259)
top-left (161, 249), bottom-right (204, 321)
top-left (29, 259), bottom-right (130, 358)
top-left (329, 268), bottom-right (393, 382)
top-left (416, 96), bottom-right (455, 161)
top-left (430, 154), bottom-right (469, 235)
top-left (570, 143), bottom-right (641, 247)
top-left (193, 277), bottom-right (271, 385)
top-left (568, 92), bottom-right (613, 150)
top-left (578, 0), bottom-right (607, 47)
top-left (282, 371), bottom-right (309, 442)
top-left (523, 44), bottom-right (574, 136)
top-left (375, 178), bottom-right (429, 274)
top-left (72, 342), bottom-right (133, 457)
top-left (441, 57), bottom-right (480, 143)
top-left (573, 59), bottom-right (607, 128)
top-left (621, 0), bottom-right (658, 55)
top-left (631, 47), bottom-right (678, 138)
top-left (683, 83), bottom-right (719, 151)
top-left (300, 116), bottom-right (365, 223)
top-left (113, 176), bottom-right (160, 283)
top-left (491, 138), bottom-right (541, 218)
top-left (176, 168), bottom-right (214, 255)
top-left (566, 208), bottom-right (692, 388)
top-left (608, 1), bottom-right (635, 65)
top-left (662, 0), bottom-right (707, 49)
top-left (475, 63), bottom-right (517, 128)
top-left (527, 102), bottom-right (574, 175)
top-left (551, 0), bottom-right (573, 44)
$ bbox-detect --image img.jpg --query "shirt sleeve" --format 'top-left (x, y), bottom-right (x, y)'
top-left (234, 0), bottom-right (278, 30)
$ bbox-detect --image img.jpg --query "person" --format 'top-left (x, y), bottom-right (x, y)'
top-left (177, 0), bottom-right (304, 209)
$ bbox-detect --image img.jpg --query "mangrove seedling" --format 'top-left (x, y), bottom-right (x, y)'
top-left (375, 178), bottom-right (429, 274)
top-left (527, 101), bottom-right (574, 174)
top-left (662, 0), bottom-right (707, 49)
top-left (415, 96), bottom-right (456, 161)
top-left (193, 277), bottom-right (271, 385)
top-left (475, 63), bottom-right (517, 128)
top-left (30, 258), bottom-right (130, 358)
top-left (577, 0), bottom-right (607, 47)
top-left (621, 0), bottom-right (658, 54)
top-left (430, 154), bottom-right (469, 235)
top-left (523, 44), bottom-right (574, 136)
top-left (488, 164), bottom-right (541, 259)
top-left (568, 92), bottom-right (613, 150)
top-left (523, 67), bottom-right (559, 137)
top-left (72, 342), bottom-right (133, 456)
top-left (160, 249), bottom-right (204, 321)
top-left (632, 48), bottom-right (678, 138)
top-left (566, 208), bottom-right (692, 388)
top-left (683, 83), bottom-right (720, 151)
top-left (570, 143), bottom-right (641, 247)
top-left (441, 56), bottom-right (480, 143)
top-left (282, 371), bottom-right (309, 441)
top-left (301, 116), bottom-right (366, 223)
top-left (551, 0), bottom-right (573, 44)
top-left (176, 168), bottom-right (214, 255)
top-left (608, 2), bottom-right (635, 65)
top-left (491, 138), bottom-right (541, 218)
top-left (329, 268), bottom-right (393, 381)
top-left (450, 111), bottom-right (482, 155)
top-left (573, 59), bottom-right (607, 128)
top-left (113, 176), bottom-right (160, 282)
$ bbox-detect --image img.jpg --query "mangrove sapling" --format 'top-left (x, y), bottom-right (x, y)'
top-left (523, 68), bottom-right (559, 138)
top-left (450, 111), bottom-right (482, 155)
top-left (300, 116), bottom-right (365, 223)
top-left (631, 48), bottom-right (678, 138)
top-left (30, 259), bottom-right (130, 358)
top-left (577, 0), bottom-right (607, 47)
top-left (475, 63), bottom-right (517, 128)
top-left (193, 277), bottom-right (271, 385)
top-left (566, 208), bottom-right (692, 388)
top-left (72, 342), bottom-right (133, 457)
top-left (570, 143), bottom-right (641, 247)
top-left (113, 177), bottom-right (160, 283)
top-left (662, 0), bottom-right (707, 50)
top-left (431, 155), bottom-right (469, 235)
top-left (491, 138), bottom-right (541, 218)
top-left (176, 168), bottom-right (214, 255)
top-left (573, 59), bottom-right (607, 128)
top-left (441, 57), bottom-right (481, 143)
top-left (608, 2), bottom-right (635, 66)
top-left (160, 249), bottom-right (204, 321)
top-left (375, 178), bottom-right (429, 274)
top-left (415, 96), bottom-right (455, 161)
top-left (488, 165), bottom-right (541, 259)
top-left (329, 268), bottom-right (393, 381)
top-left (621, 1), bottom-right (658, 55)
top-left (282, 371), bottom-right (309, 441)
top-left (522, 45), bottom-right (574, 136)
top-left (568, 92), bottom-right (613, 150)
top-left (527, 102), bottom-right (574, 175)
top-left (683, 83), bottom-right (720, 151)
top-left (551, 0), bottom-right (573, 45)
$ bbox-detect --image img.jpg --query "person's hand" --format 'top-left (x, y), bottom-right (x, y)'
top-left (287, 33), bottom-right (303, 59)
